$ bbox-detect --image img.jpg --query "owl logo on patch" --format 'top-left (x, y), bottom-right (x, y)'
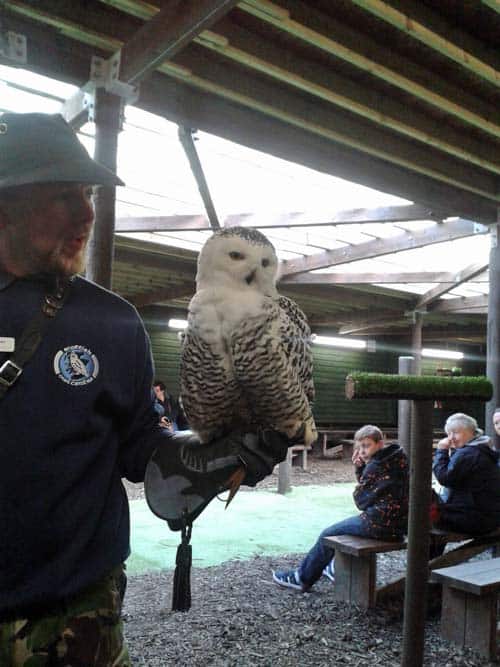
top-left (54, 345), bottom-right (99, 386)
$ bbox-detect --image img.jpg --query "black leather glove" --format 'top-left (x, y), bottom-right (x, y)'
top-left (144, 428), bottom-right (292, 530)
top-left (239, 430), bottom-right (290, 486)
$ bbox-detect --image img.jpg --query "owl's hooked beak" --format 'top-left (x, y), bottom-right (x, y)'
top-left (245, 269), bottom-right (257, 285)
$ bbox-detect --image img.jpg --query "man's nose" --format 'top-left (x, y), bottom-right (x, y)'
top-left (74, 188), bottom-right (95, 223)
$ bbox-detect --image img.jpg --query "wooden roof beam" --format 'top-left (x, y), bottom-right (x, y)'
top-left (119, 0), bottom-right (241, 85)
top-left (281, 271), bottom-right (475, 285)
top-left (336, 312), bottom-right (410, 335)
top-left (239, 0), bottom-right (500, 140)
top-left (280, 219), bottom-right (489, 277)
top-left (12, 1), bottom-right (499, 195)
top-left (283, 284), bottom-right (412, 312)
top-left (127, 282), bottom-right (195, 308)
top-left (115, 205), bottom-right (444, 232)
top-left (224, 204), bottom-right (443, 227)
top-left (2, 12), bottom-right (496, 223)
top-left (116, 215), bottom-right (211, 232)
top-left (429, 294), bottom-right (489, 314)
top-left (171, 46), bottom-right (499, 202)
top-left (350, 0), bottom-right (500, 88)
top-left (416, 263), bottom-right (489, 309)
top-left (206, 18), bottom-right (500, 175)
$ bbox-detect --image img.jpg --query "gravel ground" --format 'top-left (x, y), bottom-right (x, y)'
top-left (122, 554), bottom-right (494, 666)
top-left (123, 449), bottom-right (497, 666)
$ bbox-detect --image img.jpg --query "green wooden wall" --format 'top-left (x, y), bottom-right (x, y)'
top-left (146, 325), bottom-right (486, 429)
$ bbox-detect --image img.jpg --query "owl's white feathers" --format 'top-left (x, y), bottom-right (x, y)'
top-left (180, 227), bottom-right (317, 446)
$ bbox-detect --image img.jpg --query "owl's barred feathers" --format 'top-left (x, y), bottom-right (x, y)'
top-left (180, 226), bottom-right (317, 446)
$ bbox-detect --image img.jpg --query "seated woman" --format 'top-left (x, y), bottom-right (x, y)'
top-left (272, 425), bottom-right (409, 592)
top-left (432, 412), bottom-right (500, 536)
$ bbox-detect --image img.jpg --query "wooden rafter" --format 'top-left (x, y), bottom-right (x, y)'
top-left (284, 285), bottom-right (412, 312)
top-left (239, 0), bottom-right (500, 140)
top-left (416, 263), bottom-right (489, 309)
top-left (2, 7), bottom-right (498, 224)
top-left (336, 312), bottom-right (410, 335)
top-left (280, 219), bottom-right (489, 277)
top-left (281, 271), bottom-right (480, 285)
top-left (429, 294), bottom-right (488, 313)
top-left (119, 0), bottom-right (241, 85)
top-left (127, 282), bottom-right (195, 308)
top-left (115, 205), bottom-right (442, 232)
top-left (116, 215), bottom-right (210, 232)
top-left (350, 0), bottom-right (500, 88)
top-left (5, 3), bottom-right (499, 201)
top-left (170, 46), bottom-right (500, 202)
top-left (205, 19), bottom-right (500, 176)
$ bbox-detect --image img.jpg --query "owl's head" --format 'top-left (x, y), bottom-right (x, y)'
top-left (196, 227), bottom-right (278, 296)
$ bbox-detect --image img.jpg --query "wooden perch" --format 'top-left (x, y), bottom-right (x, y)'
top-left (345, 372), bottom-right (493, 401)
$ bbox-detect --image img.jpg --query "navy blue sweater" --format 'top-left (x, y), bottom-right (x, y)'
top-left (433, 435), bottom-right (500, 534)
top-left (0, 274), bottom-right (167, 614)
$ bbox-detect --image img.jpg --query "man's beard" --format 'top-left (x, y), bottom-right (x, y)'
top-left (5, 224), bottom-right (88, 277)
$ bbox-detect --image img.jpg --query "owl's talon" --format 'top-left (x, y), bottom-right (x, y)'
top-left (224, 466), bottom-right (246, 508)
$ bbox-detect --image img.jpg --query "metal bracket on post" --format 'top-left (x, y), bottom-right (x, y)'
top-left (0, 30), bottom-right (27, 64)
top-left (61, 51), bottom-right (139, 129)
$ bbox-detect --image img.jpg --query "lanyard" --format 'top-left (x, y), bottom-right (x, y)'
top-left (0, 276), bottom-right (73, 399)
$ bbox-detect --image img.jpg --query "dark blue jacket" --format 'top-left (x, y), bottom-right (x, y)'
top-left (0, 273), bottom-right (168, 615)
top-left (353, 443), bottom-right (409, 539)
top-left (433, 435), bottom-right (500, 534)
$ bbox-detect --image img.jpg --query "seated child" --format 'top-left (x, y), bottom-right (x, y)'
top-left (432, 412), bottom-right (500, 536)
top-left (272, 425), bottom-right (409, 591)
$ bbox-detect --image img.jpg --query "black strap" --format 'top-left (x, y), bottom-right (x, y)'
top-left (0, 276), bottom-right (73, 399)
top-left (171, 512), bottom-right (193, 612)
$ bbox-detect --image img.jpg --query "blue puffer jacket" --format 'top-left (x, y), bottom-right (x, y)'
top-left (433, 435), bottom-right (500, 534)
top-left (353, 443), bottom-right (409, 539)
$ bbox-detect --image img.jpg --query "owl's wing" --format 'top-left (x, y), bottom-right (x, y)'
top-left (278, 295), bottom-right (315, 404)
top-left (230, 296), bottom-right (317, 445)
top-left (179, 327), bottom-right (250, 443)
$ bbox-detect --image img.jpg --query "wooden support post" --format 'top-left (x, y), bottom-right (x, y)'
top-left (278, 447), bottom-right (292, 494)
top-left (402, 400), bottom-right (433, 667)
top-left (398, 356), bottom-right (415, 457)
top-left (411, 312), bottom-right (423, 376)
top-left (86, 89), bottom-right (122, 289)
top-left (486, 223), bottom-right (500, 450)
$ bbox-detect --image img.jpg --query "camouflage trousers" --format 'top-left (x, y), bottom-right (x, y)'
top-left (0, 565), bottom-right (131, 667)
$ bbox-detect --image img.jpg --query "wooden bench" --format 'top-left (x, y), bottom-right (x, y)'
top-left (322, 534), bottom-right (406, 609)
top-left (290, 444), bottom-right (312, 471)
top-left (431, 558), bottom-right (500, 660)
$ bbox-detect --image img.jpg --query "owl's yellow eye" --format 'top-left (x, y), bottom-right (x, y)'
top-left (229, 251), bottom-right (245, 260)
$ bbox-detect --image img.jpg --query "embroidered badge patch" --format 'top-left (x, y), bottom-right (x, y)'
top-left (53, 345), bottom-right (99, 386)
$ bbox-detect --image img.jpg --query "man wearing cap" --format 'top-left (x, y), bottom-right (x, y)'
top-left (0, 112), bottom-right (289, 665)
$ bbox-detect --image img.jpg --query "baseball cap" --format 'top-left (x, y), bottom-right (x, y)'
top-left (0, 112), bottom-right (124, 189)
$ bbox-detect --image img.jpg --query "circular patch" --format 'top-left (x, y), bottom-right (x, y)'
top-left (53, 345), bottom-right (99, 386)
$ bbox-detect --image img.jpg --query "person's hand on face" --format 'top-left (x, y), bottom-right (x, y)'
top-left (437, 436), bottom-right (452, 450)
top-left (352, 447), bottom-right (364, 467)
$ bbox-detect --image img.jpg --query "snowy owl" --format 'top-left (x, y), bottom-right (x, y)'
top-left (180, 226), bottom-right (317, 448)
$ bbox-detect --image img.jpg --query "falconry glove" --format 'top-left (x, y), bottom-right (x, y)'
top-left (144, 429), bottom-right (290, 531)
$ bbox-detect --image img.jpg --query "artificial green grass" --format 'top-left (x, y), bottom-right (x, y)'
top-left (346, 372), bottom-right (493, 401)
top-left (128, 483), bottom-right (356, 575)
